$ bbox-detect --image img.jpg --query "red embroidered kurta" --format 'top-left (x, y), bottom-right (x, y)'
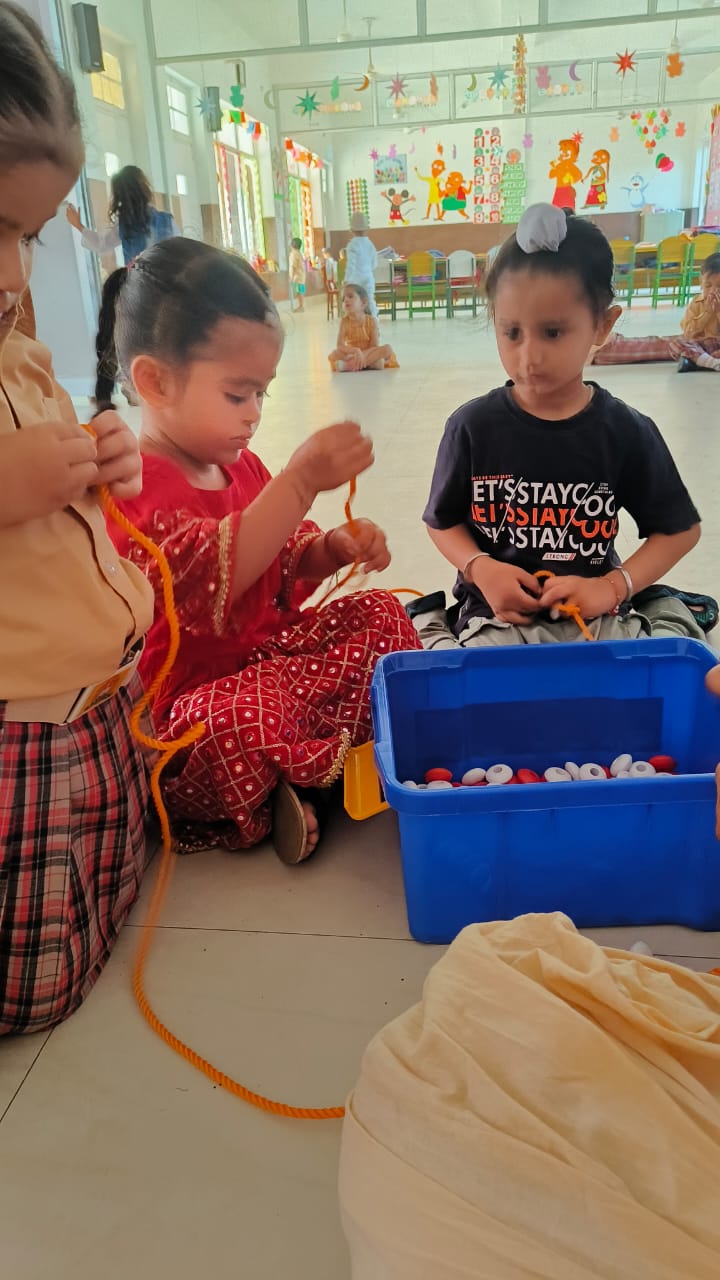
top-left (111, 453), bottom-right (419, 849)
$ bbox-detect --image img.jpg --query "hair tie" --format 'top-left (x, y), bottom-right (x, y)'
top-left (516, 203), bottom-right (568, 255)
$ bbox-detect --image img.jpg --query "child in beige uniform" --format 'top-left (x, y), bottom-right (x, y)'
top-left (0, 1), bottom-right (154, 1035)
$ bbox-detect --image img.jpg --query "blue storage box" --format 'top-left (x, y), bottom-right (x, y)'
top-left (372, 639), bottom-right (720, 943)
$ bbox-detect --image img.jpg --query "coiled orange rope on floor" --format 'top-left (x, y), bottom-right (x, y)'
top-left (87, 437), bottom-right (345, 1118)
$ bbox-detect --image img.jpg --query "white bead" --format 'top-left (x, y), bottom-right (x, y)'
top-left (630, 941), bottom-right (653, 956)
top-left (614, 771), bottom-right (632, 779)
top-left (544, 766), bottom-right (572, 783)
top-left (402, 780), bottom-right (419, 789)
top-left (610, 753), bottom-right (632, 777)
top-left (564, 761), bottom-right (581, 780)
top-left (426, 779), bottom-right (453, 789)
top-left (461, 767), bottom-right (486, 785)
top-left (549, 606), bottom-right (561, 621)
top-left (654, 771), bottom-right (673, 777)
top-left (629, 760), bottom-right (656, 777)
top-left (486, 763), bottom-right (513, 785)
top-left (579, 762), bottom-right (606, 781)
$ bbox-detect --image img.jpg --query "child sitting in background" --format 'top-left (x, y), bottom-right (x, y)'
top-left (329, 284), bottom-right (399, 372)
top-left (288, 237), bottom-right (306, 312)
top-left (593, 253), bottom-right (720, 371)
top-left (96, 239), bottom-right (419, 864)
top-left (411, 204), bottom-right (706, 650)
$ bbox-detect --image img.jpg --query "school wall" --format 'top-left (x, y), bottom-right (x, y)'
top-left (322, 102), bottom-right (713, 245)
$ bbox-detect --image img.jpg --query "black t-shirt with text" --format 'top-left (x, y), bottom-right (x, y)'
top-left (423, 382), bottom-right (700, 627)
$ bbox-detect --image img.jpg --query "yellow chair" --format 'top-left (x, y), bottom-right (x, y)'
top-left (682, 233), bottom-right (720, 303)
top-left (608, 239), bottom-right (637, 308)
top-left (406, 251), bottom-right (438, 318)
top-left (650, 236), bottom-right (692, 308)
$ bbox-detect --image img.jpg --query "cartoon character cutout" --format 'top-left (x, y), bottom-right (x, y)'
top-left (440, 171), bottom-right (471, 219)
top-left (415, 147), bottom-right (446, 220)
top-left (622, 173), bottom-right (651, 209)
top-left (583, 148), bottom-right (610, 208)
top-left (548, 138), bottom-right (582, 210)
top-left (380, 187), bottom-right (416, 224)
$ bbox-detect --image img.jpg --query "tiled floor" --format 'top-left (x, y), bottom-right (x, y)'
top-left (2, 298), bottom-right (720, 1278)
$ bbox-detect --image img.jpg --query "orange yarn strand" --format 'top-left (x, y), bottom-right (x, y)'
top-left (534, 570), bottom-right (595, 642)
top-left (96, 476), bottom-right (344, 1120)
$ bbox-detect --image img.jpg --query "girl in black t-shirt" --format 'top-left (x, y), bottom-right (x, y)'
top-left (417, 203), bottom-right (708, 647)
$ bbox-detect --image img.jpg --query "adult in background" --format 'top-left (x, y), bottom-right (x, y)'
top-left (345, 212), bottom-right (378, 319)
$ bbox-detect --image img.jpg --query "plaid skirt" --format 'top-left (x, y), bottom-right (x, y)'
top-left (0, 676), bottom-right (151, 1036)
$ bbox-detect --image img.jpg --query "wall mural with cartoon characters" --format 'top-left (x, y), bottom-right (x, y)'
top-left (330, 105), bottom-right (701, 230)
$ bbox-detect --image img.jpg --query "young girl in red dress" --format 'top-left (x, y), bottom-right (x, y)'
top-left (96, 239), bottom-right (419, 862)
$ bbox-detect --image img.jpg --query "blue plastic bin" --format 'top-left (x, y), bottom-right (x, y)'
top-left (372, 639), bottom-right (720, 943)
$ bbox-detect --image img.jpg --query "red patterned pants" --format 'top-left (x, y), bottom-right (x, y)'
top-left (162, 591), bottom-right (420, 850)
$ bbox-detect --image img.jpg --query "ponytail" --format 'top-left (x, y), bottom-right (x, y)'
top-left (94, 266), bottom-right (127, 410)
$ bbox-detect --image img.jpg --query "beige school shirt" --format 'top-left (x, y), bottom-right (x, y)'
top-left (0, 324), bottom-right (154, 700)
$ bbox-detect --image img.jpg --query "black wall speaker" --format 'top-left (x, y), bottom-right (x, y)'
top-left (71, 4), bottom-right (104, 73)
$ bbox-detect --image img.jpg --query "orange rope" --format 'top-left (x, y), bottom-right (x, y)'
top-left (314, 477), bottom-right (424, 606)
top-left (534, 570), bottom-right (595, 642)
top-left (86, 432), bottom-right (345, 1119)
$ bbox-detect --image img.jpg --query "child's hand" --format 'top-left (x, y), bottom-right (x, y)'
top-left (0, 420), bottom-right (98, 527)
top-left (287, 421), bottom-right (373, 497)
top-left (343, 349), bottom-right (364, 371)
top-left (539, 574), bottom-right (616, 620)
top-left (471, 558), bottom-right (542, 624)
top-left (328, 518), bottom-right (390, 574)
top-left (92, 410), bottom-right (143, 498)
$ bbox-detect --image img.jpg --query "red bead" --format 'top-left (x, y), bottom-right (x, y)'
top-left (649, 754), bottom-right (676, 773)
top-left (603, 766), bottom-right (612, 778)
top-left (425, 767), bottom-right (453, 784)
top-left (517, 768), bottom-right (541, 784)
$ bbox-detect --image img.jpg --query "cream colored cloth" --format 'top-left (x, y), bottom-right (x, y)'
top-left (340, 913), bottom-right (720, 1279)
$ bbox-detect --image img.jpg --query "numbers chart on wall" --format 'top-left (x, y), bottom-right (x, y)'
top-left (473, 127), bottom-right (504, 224)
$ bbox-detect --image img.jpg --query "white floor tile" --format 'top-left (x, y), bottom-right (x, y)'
top-left (0, 1032), bottom-right (50, 1118)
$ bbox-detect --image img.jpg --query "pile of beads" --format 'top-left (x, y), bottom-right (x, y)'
top-left (402, 754), bottom-right (677, 789)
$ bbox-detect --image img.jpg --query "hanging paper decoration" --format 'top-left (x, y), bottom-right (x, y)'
top-left (388, 143), bottom-right (397, 159)
top-left (284, 138), bottom-right (294, 151)
top-left (610, 125), bottom-right (620, 142)
top-left (389, 75), bottom-right (408, 102)
top-left (656, 153), bottom-right (674, 172)
top-left (512, 32), bottom-right (527, 115)
top-left (473, 125), bottom-right (504, 224)
top-left (356, 74), bottom-right (370, 92)
top-left (500, 148), bottom-right (526, 222)
top-left (197, 89), bottom-right (223, 132)
top-left (488, 65), bottom-right (508, 93)
top-left (295, 89), bottom-right (320, 118)
top-left (230, 85), bottom-right (244, 108)
top-left (535, 66), bottom-right (551, 91)
top-left (615, 49), bottom-right (637, 77)
top-left (630, 108), bottom-right (670, 152)
top-left (430, 75), bottom-right (439, 101)
top-left (572, 131), bottom-right (584, 146)
top-left (346, 178), bottom-right (369, 221)
top-left (675, 121), bottom-right (686, 138)
top-left (452, 144), bottom-right (457, 159)
top-left (462, 73), bottom-right (479, 108)
top-left (369, 147), bottom-right (379, 161)
top-left (666, 51), bottom-right (684, 79)
top-left (330, 76), bottom-right (340, 101)
top-left (705, 104), bottom-right (720, 225)
top-left (522, 132), bottom-right (534, 149)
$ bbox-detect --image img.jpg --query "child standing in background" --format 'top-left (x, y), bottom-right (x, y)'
top-left (345, 212), bottom-right (378, 318)
top-left (288, 236), bottom-right (306, 311)
top-left (0, 1), bottom-right (154, 1036)
top-left (329, 284), bottom-right (399, 371)
top-left (96, 239), bottom-right (419, 864)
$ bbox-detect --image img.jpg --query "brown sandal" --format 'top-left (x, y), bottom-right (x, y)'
top-left (271, 778), bottom-right (311, 865)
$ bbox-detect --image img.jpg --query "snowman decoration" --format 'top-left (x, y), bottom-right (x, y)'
top-left (622, 173), bottom-right (650, 209)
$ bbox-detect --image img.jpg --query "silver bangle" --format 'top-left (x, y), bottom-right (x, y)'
top-left (609, 565), bottom-right (633, 602)
top-left (462, 551), bottom-right (490, 581)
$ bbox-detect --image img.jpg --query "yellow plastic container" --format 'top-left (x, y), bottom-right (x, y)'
top-left (343, 740), bottom-right (389, 820)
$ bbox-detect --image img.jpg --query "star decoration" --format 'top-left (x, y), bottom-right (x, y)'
top-left (610, 126), bottom-right (620, 142)
top-left (389, 75), bottom-right (408, 101)
top-left (296, 89), bottom-right (320, 118)
top-left (666, 52), bottom-right (684, 79)
top-left (614, 49), bottom-right (636, 77)
top-left (196, 93), bottom-right (222, 130)
top-left (369, 148), bottom-right (379, 161)
top-left (572, 130), bottom-right (583, 145)
top-left (522, 132), bottom-right (533, 149)
top-left (489, 65), bottom-right (508, 90)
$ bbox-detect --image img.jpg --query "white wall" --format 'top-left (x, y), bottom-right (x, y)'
top-left (325, 102), bottom-right (715, 231)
